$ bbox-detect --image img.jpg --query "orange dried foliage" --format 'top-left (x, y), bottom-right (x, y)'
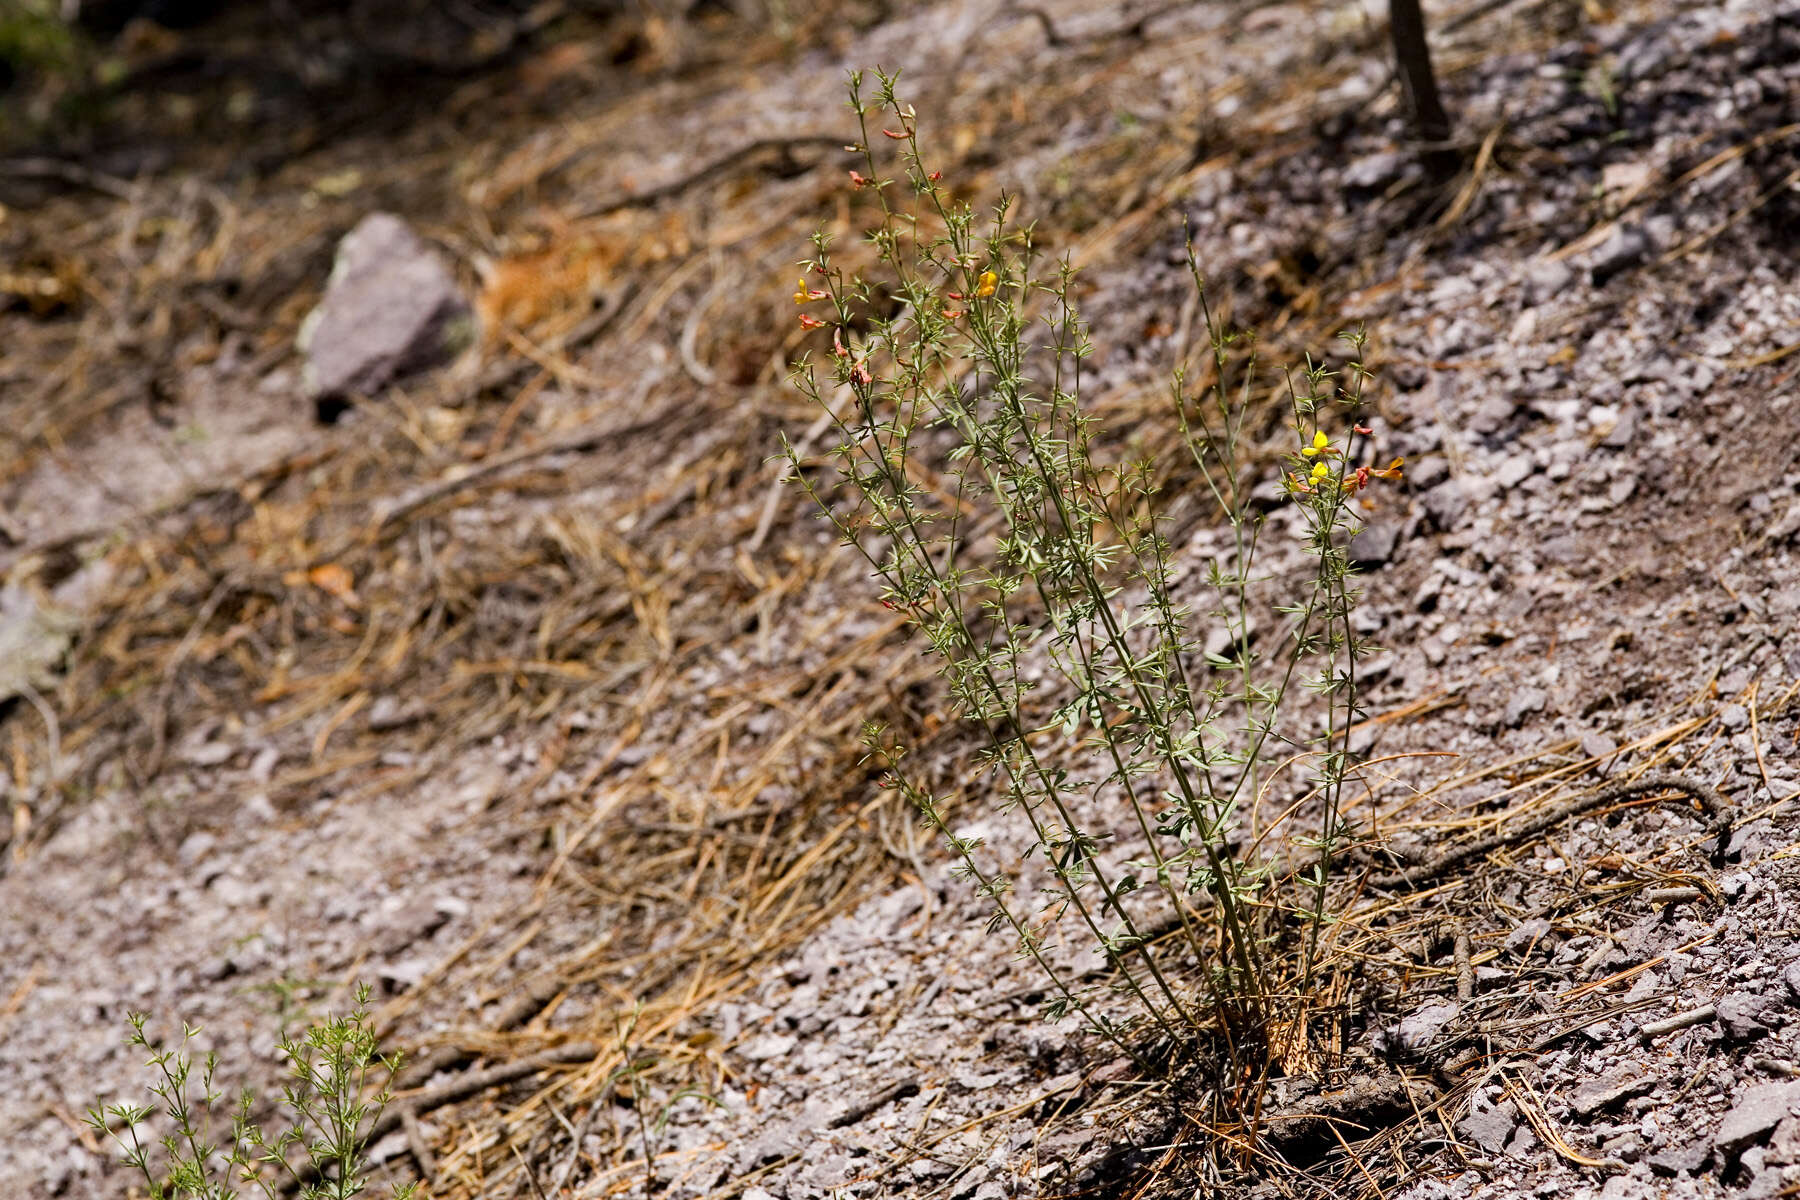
top-left (477, 214), bottom-right (689, 342)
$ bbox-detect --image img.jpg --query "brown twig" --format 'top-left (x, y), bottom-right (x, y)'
top-left (1369, 772), bottom-right (1731, 890)
top-left (373, 406), bottom-right (688, 533)
top-left (576, 137), bottom-right (851, 220)
top-left (828, 1076), bottom-right (922, 1129)
top-left (1452, 926), bottom-right (1474, 1003)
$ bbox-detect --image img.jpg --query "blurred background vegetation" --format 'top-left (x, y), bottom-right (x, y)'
top-left (0, 0), bottom-right (655, 162)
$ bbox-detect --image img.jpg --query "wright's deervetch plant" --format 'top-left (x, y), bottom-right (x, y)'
top-left (785, 71), bottom-right (1400, 1086)
top-left (87, 984), bottom-right (415, 1200)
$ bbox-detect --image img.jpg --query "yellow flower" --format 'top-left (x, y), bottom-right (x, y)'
top-left (1301, 430), bottom-right (1332, 458)
top-left (975, 270), bottom-right (998, 298)
top-left (1309, 461), bottom-right (1330, 483)
top-left (794, 277), bottom-right (810, 305)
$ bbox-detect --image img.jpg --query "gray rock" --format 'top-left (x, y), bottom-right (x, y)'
top-left (1598, 1166), bottom-right (1643, 1196)
top-left (1767, 499), bottom-right (1800, 544)
top-left (177, 831), bottom-right (219, 866)
top-left (1716, 1081), bottom-right (1800, 1156)
top-left (1523, 259), bottom-right (1575, 306)
top-left (1722, 870), bottom-right (1756, 899)
top-left (299, 213), bottom-right (473, 400)
top-left (1375, 1001), bottom-right (1462, 1058)
top-left (1408, 456), bottom-right (1451, 491)
top-left (1602, 406), bottom-right (1638, 449)
top-left (737, 1125), bottom-right (802, 1173)
top-left (1781, 960), bottom-right (1800, 1005)
top-left (1604, 1131), bottom-right (1645, 1163)
top-left (1495, 456), bottom-right (1535, 489)
top-left (0, 581), bottom-right (77, 705)
top-left (1345, 151), bottom-right (1408, 192)
top-left (377, 957), bottom-right (428, 992)
top-left (372, 896), bottom-right (453, 956)
top-left (1507, 917), bottom-right (1553, 953)
top-left (367, 694), bottom-right (429, 731)
top-left (1649, 1136), bottom-right (1711, 1176)
top-left (1768, 1115), bottom-right (1800, 1165)
top-left (1581, 731), bottom-right (1619, 761)
top-left (1468, 394), bottom-right (1518, 436)
top-left (1350, 516), bottom-right (1406, 567)
top-left (1588, 225), bottom-right (1651, 286)
top-left (1505, 687), bottom-right (1549, 729)
top-left (1719, 992), bottom-right (1774, 1042)
top-left (1572, 1072), bottom-right (1656, 1116)
top-left (1457, 1100), bottom-right (1519, 1154)
top-left (1505, 1122), bottom-right (1540, 1157)
top-left (1423, 480), bottom-right (1470, 531)
top-left (740, 1032), bottom-right (797, 1062)
top-left (1745, 1163), bottom-right (1786, 1199)
top-left (1721, 704), bottom-right (1750, 733)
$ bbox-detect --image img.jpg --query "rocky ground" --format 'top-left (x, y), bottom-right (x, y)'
top-left (3, 1), bottom-right (1799, 1198)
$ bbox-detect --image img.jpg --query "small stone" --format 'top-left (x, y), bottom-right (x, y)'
top-left (1588, 225), bottom-right (1651, 286)
top-left (1598, 1167), bottom-right (1640, 1196)
top-left (1649, 1137), bottom-right (1711, 1176)
top-left (739, 1033), bottom-right (797, 1062)
top-left (1523, 259), bottom-right (1575, 306)
top-left (1727, 825), bottom-right (1767, 862)
top-left (1716, 1081), bottom-right (1800, 1156)
top-left (1768, 1115), bottom-right (1800, 1164)
top-left (1504, 687), bottom-right (1549, 729)
top-left (1602, 406), bottom-right (1638, 449)
top-left (378, 958), bottom-right (429, 992)
top-left (1408, 456), bottom-right (1451, 491)
top-left (1345, 151), bottom-right (1407, 192)
top-left (298, 212), bottom-right (474, 402)
top-left (1719, 992), bottom-right (1774, 1042)
top-left (181, 739), bottom-right (235, 766)
top-left (1781, 961), bottom-right (1800, 1004)
top-left (0, 582), bottom-right (77, 706)
top-left (1506, 917), bottom-right (1553, 953)
top-left (434, 896), bottom-right (470, 922)
top-left (1572, 1072), bottom-right (1656, 1116)
top-left (1581, 731), bottom-right (1618, 761)
top-left (1378, 1001), bottom-right (1462, 1057)
top-left (738, 1127), bottom-right (801, 1171)
top-left (1495, 456), bottom-right (1535, 488)
top-left (1721, 704), bottom-right (1751, 733)
top-left (1765, 499), bottom-right (1800, 544)
top-left (177, 831), bottom-right (219, 866)
top-left (1605, 1132), bottom-right (1645, 1163)
top-left (367, 695), bottom-right (428, 731)
top-left (1468, 394), bottom-right (1517, 436)
top-left (372, 896), bottom-right (453, 956)
top-left (1349, 516), bottom-right (1406, 567)
top-left (1457, 1099), bottom-right (1519, 1154)
top-left (1423, 479), bottom-right (1471, 531)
